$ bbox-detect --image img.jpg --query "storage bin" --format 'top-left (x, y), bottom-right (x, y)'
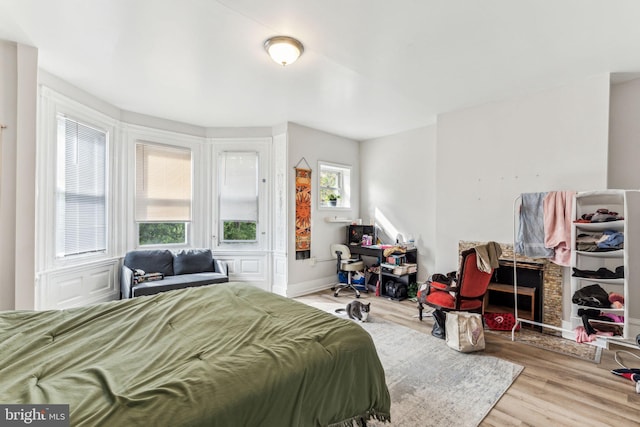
top-left (392, 265), bottom-right (409, 275)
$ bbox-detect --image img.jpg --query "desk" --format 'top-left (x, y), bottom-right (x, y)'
top-left (349, 245), bottom-right (418, 299)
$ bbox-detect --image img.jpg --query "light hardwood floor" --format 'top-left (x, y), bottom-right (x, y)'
top-left (295, 289), bottom-right (640, 427)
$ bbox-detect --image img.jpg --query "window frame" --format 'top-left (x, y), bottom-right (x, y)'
top-left (37, 87), bottom-right (118, 270)
top-left (55, 114), bottom-right (109, 259)
top-left (212, 139), bottom-right (270, 251)
top-left (217, 150), bottom-right (260, 244)
top-left (318, 160), bottom-right (352, 210)
top-left (134, 141), bottom-right (194, 248)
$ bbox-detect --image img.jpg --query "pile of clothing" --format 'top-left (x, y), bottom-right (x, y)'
top-left (572, 266), bottom-right (624, 280)
top-left (611, 351), bottom-right (640, 394)
top-left (575, 208), bottom-right (624, 223)
top-left (573, 283), bottom-right (625, 343)
top-left (575, 230), bottom-right (623, 252)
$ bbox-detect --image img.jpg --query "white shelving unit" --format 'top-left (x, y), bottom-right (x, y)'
top-left (570, 190), bottom-right (640, 349)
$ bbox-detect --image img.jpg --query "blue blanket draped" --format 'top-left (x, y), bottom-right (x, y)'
top-left (515, 192), bottom-right (554, 258)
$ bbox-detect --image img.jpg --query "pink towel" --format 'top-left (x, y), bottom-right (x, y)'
top-left (543, 191), bottom-right (575, 266)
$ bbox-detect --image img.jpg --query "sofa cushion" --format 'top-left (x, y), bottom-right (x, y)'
top-left (132, 272), bottom-right (228, 297)
top-left (124, 250), bottom-right (175, 276)
top-left (173, 249), bottom-right (215, 275)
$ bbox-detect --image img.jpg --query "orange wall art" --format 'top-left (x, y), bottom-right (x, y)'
top-left (295, 167), bottom-right (312, 260)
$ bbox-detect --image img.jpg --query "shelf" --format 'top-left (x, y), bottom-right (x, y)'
top-left (574, 220), bottom-right (625, 231)
top-left (325, 217), bottom-right (352, 223)
top-left (573, 277), bottom-right (624, 285)
top-left (483, 282), bottom-right (536, 321)
top-left (574, 305), bottom-right (624, 312)
top-left (590, 320), bottom-right (624, 326)
top-left (381, 271), bottom-right (416, 279)
top-left (570, 190), bottom-right (637, 345)
top-left (485, 303), bottom-right (534, 321)
top-left (574, 249), bottom-right (624, 258)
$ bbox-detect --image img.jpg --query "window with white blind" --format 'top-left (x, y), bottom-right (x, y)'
top-left (56, 115), bottom-right (107, 258)
top-left (218, 151), bottom-right (258, 242)
top-left (135, 142), bottom-right (192, 246)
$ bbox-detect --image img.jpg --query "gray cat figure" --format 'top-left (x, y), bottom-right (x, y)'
top-left (336, 300), bottom-right (370, 322)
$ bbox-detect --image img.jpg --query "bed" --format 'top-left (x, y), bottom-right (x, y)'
top-left (0, 283), bottom-right (390, 426)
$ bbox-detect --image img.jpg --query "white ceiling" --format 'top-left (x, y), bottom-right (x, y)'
top-left (1, 0), bottom-right (640, 140)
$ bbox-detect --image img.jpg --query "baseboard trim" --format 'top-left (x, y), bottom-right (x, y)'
top-left (285, 276), bottom-right (335, 298)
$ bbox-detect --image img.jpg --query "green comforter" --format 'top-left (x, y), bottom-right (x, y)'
top-left (0, 283), bottom-right (390, 426)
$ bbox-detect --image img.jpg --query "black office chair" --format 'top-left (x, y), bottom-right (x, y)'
top-left (330, 244), bottom-right (364, 298)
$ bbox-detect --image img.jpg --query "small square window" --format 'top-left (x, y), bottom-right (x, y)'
top-left (319, 161), bottom-right (351, 209)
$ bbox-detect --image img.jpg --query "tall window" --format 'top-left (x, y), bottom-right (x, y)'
top-left (218, 151), bottom-right (258, 242)
top-left (135, 143), bottom-right (192, 246)
top-left (56, 115), bottom-right (107, 257)
top-left (319, 161), bottom-right (351, 208)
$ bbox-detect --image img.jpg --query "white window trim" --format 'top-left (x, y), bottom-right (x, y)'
top-left (37, 86), bottom-right (118, 271)
top-left (123, 124), bottom-right (204, 250)
top-left (318, 160), bottom-right (352, 210)
top-left (211, 138), bottom-right (271, 252)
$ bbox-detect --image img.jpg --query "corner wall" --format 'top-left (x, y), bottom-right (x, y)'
top-left (286, 123), bottom-right (360, 296)
top-left (360, 125), bottom-right (437, 280)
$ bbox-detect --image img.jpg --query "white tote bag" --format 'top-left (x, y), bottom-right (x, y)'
top-left (445, 311), bottom-right (485, 353)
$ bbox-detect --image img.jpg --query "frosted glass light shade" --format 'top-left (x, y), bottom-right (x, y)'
top-left (264, 36), bottom-right (304, 66)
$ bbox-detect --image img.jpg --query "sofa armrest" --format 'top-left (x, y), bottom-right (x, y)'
top-left (121, 265), bottom-right (134, 299)
top-left (213, 259), bottom-right (228, 276)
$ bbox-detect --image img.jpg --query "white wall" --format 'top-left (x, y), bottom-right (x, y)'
top-left (286, 123), bottom-right (360, 296)
top-left (435, 74), bottom-right (611, 273)
top-left (360, 125), bottom-right (437, 280)
top-left (0, 41), bottom-right (38, 310)
top-left (0, 50), bottom-right (628, 310)
top-left (608, 79), bottom-right (640, 336)
top-left (14, 44), bottom-right (38, 309)
top-left (609, 78), bottom-right (640, 189)
top-left (0, 41), bottom-right (18, 310)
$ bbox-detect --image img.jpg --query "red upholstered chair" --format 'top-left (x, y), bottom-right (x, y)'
top-left (417, 248), bottom-right (494, 338)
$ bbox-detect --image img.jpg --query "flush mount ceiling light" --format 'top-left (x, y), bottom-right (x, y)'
top-left (264, 36), bottom-right (304, 66)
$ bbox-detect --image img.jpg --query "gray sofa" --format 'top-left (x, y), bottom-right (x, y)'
top-left (121, 248), bottom-right (229, 298)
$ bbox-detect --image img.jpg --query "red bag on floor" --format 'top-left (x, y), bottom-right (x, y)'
top-left (484, 313), bottom-right (520, 331)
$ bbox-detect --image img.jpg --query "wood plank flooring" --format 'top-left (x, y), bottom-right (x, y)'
top-left (295, 289), bottom-right (640, 427)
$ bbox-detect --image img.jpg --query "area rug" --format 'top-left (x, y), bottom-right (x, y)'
top-left (306, 302), bottom-right (523, 427)
top-left (487, 328), bottom-right (602, 363)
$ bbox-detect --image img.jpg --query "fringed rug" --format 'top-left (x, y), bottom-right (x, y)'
top-left (487, 327), bottom-right (602, 363)
top-left (305, 302), bottom-right (523, 427)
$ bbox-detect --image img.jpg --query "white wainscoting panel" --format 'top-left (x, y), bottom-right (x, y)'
top-left (37, 258), bottom-right (120, 310)
top-left (214, 252), bottom-right (270, 292)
